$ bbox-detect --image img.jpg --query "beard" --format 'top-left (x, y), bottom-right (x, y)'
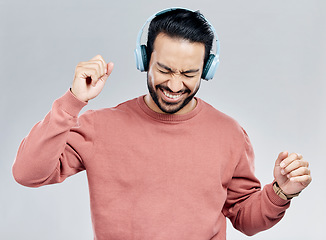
top-left (147, 75), bottom-right (200, 114)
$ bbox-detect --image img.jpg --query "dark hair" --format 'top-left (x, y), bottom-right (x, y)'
top-left (146, 9), bottom-right (214, 68)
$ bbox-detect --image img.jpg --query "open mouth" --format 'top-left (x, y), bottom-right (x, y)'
top-left (159, 88), bottom-right (185, 103)
top-left (162, 90), bottom-right (182, 99)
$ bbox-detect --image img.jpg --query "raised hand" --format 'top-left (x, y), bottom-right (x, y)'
top-left (274, 151), bottom-right (312, 195)
top-left (71, 55), bottom-right (114, 102)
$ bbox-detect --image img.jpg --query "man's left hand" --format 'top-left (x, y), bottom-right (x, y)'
top-left (274, 151), bottom-right (312, 195)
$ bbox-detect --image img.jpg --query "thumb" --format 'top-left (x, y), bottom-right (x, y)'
top-left (106, 62), bottom-right (114, 76)
top-left (99, 62), bottom-right (114, 83)
top-left (275, 151), bottom-right (288, 166)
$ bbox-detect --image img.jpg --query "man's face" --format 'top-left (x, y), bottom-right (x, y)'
top-left (145, 33), bottom-right (205, 115)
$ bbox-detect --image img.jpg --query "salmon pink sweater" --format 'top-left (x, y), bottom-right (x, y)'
top-left (13, 90), bottom-right (290, 240)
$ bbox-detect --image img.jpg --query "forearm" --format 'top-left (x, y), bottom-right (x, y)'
top-left (12, 90), bottom-right (87, 187)
top-left (226, 183), bottom-right (290, 236)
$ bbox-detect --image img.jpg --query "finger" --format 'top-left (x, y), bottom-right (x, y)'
top-left (281, 159), bottom-right (309, 175)
top-left (90, 54), bottom-right (105, 63)
top-left (280, 152), bottom-right (302, 168)
top-left (89, 60), bottom-right (105, 75)
top-left (80, 60), bottom-right (106, 79)
top-left (275, 151), bottom-right (288, 166)
top-left (78, 67), bottom-right (99, 86)
top-left (106, 62), bottom-right (114, 76)
top-left (76, 65), bottom-right (99, 80)
top-left (85, 60), bottom-right (114, 87)
top-left (286, 166), bottom-right (310, 179)
top-left (93, 60), bottom-right (106, 78)
top-left (289, 174), bottom-right (312, 186)
top-left (78, 62), bottom-right (106, 86)
top-left (98, 74), bottom-right (109, 84)
top-left (97, 62), bottom-right (114, 84)
top-left (91, 55), bottom-right (107, 74)
top-left (94, 75), bottom-right (107, 90)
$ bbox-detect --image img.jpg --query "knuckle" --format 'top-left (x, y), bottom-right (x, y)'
top-left (294, 160), bottom-right (302, 168)
top-left (91, 55), bottom-right (101, 61)
top-left (304, 175), bottom-right (311, 182)
top-left (97, 59), bottom-right (105, 67)
top-left (299, 168), bottom-right (307, 175)
top-left (91, 60), bottom-right (102, 70)
top-left (300, 160), bottom-right (307, 167)
top-left (76, 63), bottom-right (83, 70)
top-left (78, 61), bottom-right (87, 67)
top-left (96, 54), bottom-right (104, 60)
top-left (291, 152), bottom-right (299, 159)
top-left (75, 66), bottom-right (84, 74)
top-left (296, 160), bottom-right (302, 167)
top-left (94, 62), bottom-right (100, 71)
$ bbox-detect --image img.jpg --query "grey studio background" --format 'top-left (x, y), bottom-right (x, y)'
top-left (0, 0), bottom-right (325, 239)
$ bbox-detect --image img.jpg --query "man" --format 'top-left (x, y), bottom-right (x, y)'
top-left (13, 8), bottom-right (311, 240)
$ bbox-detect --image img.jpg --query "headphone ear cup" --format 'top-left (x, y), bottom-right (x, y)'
top-left (141, 45), bottom-right (148, 71)
top-left (202, 54), bottom-right (219, 80)
top-left (134, 45), bottom-right (148, 72)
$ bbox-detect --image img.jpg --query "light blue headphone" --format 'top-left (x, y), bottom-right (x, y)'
top-left (134, 7), bottom-right (220, 80)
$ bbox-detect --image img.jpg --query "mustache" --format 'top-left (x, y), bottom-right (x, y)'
top-left (156, 85), bottom-right (191, 94)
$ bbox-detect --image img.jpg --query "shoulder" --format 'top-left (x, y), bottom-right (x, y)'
top-left (197, 98), bottom-right (251, 146)
top-left (199, 99), bottom-right (243, 131)
top-left (197, 99), bottom-right (254, 167)
top-left (90, 97), bottom-right (138, 115)
top-left (80, 97), bottom-right (141, 126)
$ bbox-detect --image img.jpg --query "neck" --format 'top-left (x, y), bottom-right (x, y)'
top-left (144, 94), bottom-right (197, 115)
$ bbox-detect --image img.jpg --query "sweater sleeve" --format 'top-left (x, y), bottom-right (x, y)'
top-left (222, 129), bottom-right (290, 236)
top-left (12, 90), bottom-right (95, 188)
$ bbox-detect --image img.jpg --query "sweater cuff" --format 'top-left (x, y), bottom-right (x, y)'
top-left (55, 89), bottom-right (88, 117)
top-left (265, 182), bottom-right (291, 206)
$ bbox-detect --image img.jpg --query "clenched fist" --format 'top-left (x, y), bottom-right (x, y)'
top-left (71, 55), bottom-right (114, 102)
top-left (274, 151), bottom-right (312, 196)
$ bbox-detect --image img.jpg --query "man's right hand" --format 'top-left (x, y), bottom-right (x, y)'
top-left (71, 55), bottom-right (114, 102)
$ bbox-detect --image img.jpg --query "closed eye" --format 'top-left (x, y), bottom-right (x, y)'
top-left (184, 74), bottom-right (196, 78)
top-left (158, 69), bottom-right (170, 74)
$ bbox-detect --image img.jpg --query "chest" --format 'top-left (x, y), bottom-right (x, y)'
top-left (87, 122), bottom-right (239, 195)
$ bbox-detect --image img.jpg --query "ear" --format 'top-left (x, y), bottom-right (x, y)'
top-left (202, 54), bottom-right (219, 80)
top-left (134, 45), bottom-right (148, 72)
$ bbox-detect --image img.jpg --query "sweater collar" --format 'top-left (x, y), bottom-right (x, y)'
top-left (137, 95), bottom-right (203, 122)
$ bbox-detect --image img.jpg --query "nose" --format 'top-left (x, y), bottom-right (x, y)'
top-left (167, 75), bottom-right (184, 93)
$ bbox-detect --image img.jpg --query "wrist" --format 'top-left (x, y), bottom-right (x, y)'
top-left (70, 88), bottom-right (88, 103)
top-left (55, 90), bottom-right (88, 117)
top-left (273, 181), bottom-right (301, 200)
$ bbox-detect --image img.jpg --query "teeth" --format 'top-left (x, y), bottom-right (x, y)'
top-left (163, 90), bottom-right (181, 99)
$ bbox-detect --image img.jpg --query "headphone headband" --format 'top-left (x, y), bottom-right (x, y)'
top-left (134, 7), bottom-right (220, 80)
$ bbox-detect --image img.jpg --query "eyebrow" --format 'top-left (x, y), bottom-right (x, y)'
top-left (157, 62), bottom-right (200, 74)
